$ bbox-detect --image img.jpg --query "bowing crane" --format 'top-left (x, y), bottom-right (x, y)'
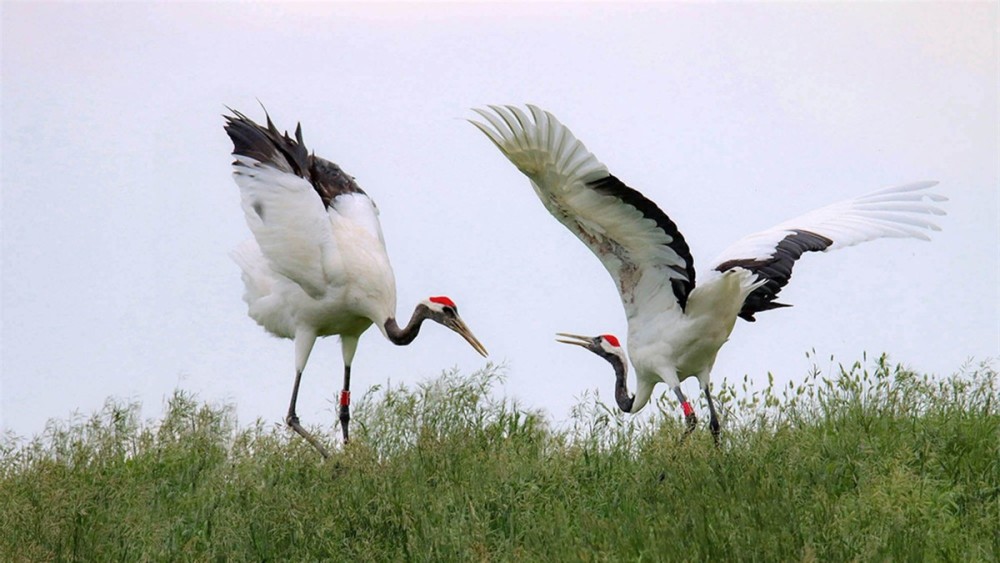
top-left (470, 104), bottom-right (945, 444)
top-left (224, 109), bottom-right (488, 458)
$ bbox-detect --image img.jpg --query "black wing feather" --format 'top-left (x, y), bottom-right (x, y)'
top-left (223, 109), bottom-right (366, 209)
top-left (715, 229), bottom-right (833, 321)
top-left (588, 174), bottom-right (696, 309)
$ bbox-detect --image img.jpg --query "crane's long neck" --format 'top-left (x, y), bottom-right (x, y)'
top-left (611, 355), bottom-right (635, 413)
top-left (383, 304), bottom-right (430, 346)
top-left (610, 355), bottom-right (654, 414)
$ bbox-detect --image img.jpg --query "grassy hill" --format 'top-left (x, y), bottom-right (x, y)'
top-left (1, 356), bottom-right (997, 561)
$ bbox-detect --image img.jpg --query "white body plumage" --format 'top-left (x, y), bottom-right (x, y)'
top-left (230, 181), bottom-right (396, 344)
top-left (627, 269), bottom-right (762, 404)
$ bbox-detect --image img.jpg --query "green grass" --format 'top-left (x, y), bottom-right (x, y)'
top-left (1, 356), bottom-right (997, 561)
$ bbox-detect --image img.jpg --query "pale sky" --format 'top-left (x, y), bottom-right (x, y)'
top-left (2, 2), bottom-right (997, 440)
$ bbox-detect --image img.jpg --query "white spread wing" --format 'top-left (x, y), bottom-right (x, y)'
top-left (709, 181), bottom-right (947, 320)
top-left (470, 105), bottom-right (696, 314)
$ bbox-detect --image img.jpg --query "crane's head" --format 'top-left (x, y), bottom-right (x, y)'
top-left (555, 333), bottom-right (627, 368)
top-left (422, 296), bottom-right (488, 357)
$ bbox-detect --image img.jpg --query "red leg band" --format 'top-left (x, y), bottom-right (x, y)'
top-left (339, 390), bottom-right (351, 407)
top-left (681, 401), bottom-right (694, 417)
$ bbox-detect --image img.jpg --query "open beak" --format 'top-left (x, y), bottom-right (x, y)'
top-left (451, 316), bottom-right (489, 357)
top-left (555, 332), bottom-right (593, 348)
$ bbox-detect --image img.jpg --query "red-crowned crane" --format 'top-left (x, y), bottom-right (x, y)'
top-left (224, 109), bottom-right (488, 458)
top-left (470, 104), bottom-right (945, 444)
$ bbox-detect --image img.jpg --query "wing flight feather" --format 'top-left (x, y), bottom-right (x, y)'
top-left (224, 110), bottom-right (366, 299)
top-left (710, 181), bottom-right (946, 320)
top-left (470, 105), bottom-right (696, 311)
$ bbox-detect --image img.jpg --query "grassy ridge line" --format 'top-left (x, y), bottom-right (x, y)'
top-left (1, 358), bottom-right (997, 561)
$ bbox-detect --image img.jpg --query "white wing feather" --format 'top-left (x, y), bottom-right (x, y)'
top-left (471, 105), bottom-right (692, 312)
top-left (232, 155), bottom-right (338, 299)
top-left (709, 181), bottom-right (947, 270)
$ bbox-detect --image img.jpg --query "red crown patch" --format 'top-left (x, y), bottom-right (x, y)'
top-left (429, 296), bottom-right (456, 308)
top-left (601, 334), bottom-right (620, 347)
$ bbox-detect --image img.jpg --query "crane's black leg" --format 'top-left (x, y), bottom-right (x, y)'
top-left (339, 365), bottom-right (352, 443)
top-left (673, 386), bottom-right (698, 442)
top-left (704, 386), bottom-right (721, 447)
top-left (286, 369), bottom-right (331, 459)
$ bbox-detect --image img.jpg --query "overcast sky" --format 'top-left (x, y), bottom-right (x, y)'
top-left (3, 2), bottom-right (997, 441)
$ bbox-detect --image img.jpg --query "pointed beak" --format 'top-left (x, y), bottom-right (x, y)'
top-left (555, 332), bottom-right (593, 348)
top-left (450, 316), bottom-right (489, 357)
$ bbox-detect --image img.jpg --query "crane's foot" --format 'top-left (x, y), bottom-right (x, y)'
top-left (286, 413), bottom-right (331, 459)
top-left (684, 412), bottom-right (698, 433)
top-left (678, 398), bottom-right (698, 443)
top-left (679, 412), bottom-right (698, 444)
top-left (709, 417), bottom-right (721, 448)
